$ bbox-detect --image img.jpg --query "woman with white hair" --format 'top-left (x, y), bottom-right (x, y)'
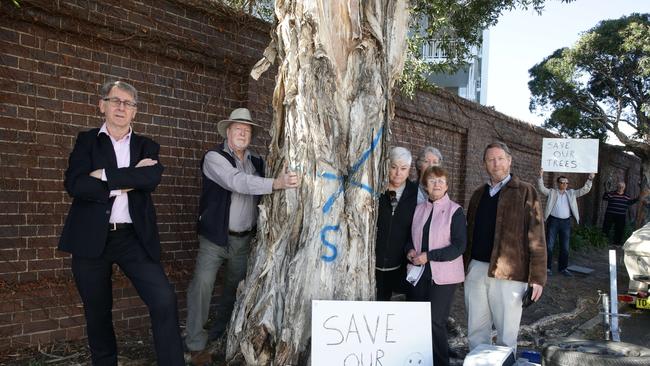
top-left (416, 146), bottom-right (443, 204)
top-left (375, 146), bottom-right (419, 300)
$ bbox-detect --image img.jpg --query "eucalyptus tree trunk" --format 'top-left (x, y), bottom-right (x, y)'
top-left (226, 1), bottom-right (410, 364)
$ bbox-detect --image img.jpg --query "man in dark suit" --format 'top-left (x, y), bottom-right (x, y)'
top-left (58, 80), bottom-right (184, 366)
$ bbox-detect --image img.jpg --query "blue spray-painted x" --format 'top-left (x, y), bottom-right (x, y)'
top-left (318, 127), bottom-right (384, 262)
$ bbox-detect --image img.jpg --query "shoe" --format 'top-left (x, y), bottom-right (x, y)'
top-left (560, 269), bottom-right (573, 277)
top-left (547, 269), bottom-right (552, 276)
top-left (187, 349), bottom-right (212, 366)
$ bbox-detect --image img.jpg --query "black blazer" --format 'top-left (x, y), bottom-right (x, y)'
top-left (58, 128), bottom-right (164, 261)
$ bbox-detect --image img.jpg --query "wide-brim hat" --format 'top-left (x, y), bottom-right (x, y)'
top-left (217, 108), bottom-right (263, 138)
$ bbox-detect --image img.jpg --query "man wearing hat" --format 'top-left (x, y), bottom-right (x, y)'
top-left (184, 108), bottom-right (300, 364)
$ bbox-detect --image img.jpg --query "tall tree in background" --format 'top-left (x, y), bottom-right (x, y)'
top-left (225, 1), bottom-right (570, 364)
top-left (529, 13), bottom-right (650, 184)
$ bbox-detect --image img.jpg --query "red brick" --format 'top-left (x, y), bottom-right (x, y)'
top-left (0, 269), bottom-right (19, 282)
top-left (0, 237), bottom-right (25, 249)
top-left (65, 325), bottom-right (85, 340)
top-left (18, 248), bottom-right (36, 261)
top-left (0, 214), bottom-right (25, 225)
top-left (16, 106), bottom-right (36, 119)
top-left (27, 259), bottom-right (60, 271)
top-left (62, 101), bottom-right (96, 115)
top-left (59, 314), bottom-right (85, 328)
top-left (0, 324), bottom-right (21, 338)
top-left (0, 259), bottom-right (25, 273)
top-left (18, 225), bottom-right (36, 237)
top-left (19, 34), bottom-right (38, 48)
top-left (0, 249), bottom-right (18, 261)
top-left (27, 237), bottom-right (58, 248)
top-left (0, 91), bottom-right (28, 105)
top-left (36, 247), bottom-right (54, 259)
top-left (10, 335), bottom-right (32, 350)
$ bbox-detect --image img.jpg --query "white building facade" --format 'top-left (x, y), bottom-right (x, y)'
top-left (421, 30), bottom-right (489, 105)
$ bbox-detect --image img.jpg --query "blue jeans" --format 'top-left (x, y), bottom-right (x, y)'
top-left (546, 216), bottom-right (571, 271)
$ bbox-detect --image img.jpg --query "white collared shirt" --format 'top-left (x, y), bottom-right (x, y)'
top-left (550, 191), bottom-right (571, 219)
top-left (488, 174), bottom-right (511, 197)
top-left (98, 123), bottom-right (133, 224)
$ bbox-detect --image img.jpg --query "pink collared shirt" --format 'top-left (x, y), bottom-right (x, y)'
top-left (98, 123), bottom-right (133, 224)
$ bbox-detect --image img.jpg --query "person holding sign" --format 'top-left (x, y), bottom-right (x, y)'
top-left (538, 169), bottom-right (595, 276)
top-left (375, 147), bottom-right (418, 301)
top-left (406, 166), bottom-right (466, 366)
top-left (602, 181), bottom-right (638, 246)
top-left (464, 142), bottom-right (546, 352)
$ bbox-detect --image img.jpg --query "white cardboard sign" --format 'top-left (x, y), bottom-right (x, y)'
top-left (541, 138), bottom-right (599, 173)
top-left (311, 300), bottom-right (433, 366)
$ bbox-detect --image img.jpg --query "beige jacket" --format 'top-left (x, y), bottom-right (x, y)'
top-left (537, 177), bottom-right (592, 224)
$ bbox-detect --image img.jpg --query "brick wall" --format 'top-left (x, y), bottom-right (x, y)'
top-left (394, 91), bottom-right (641, 225)
top-left (0, 0), bottom-right (277, 351)
top-left (0, 0), bottom-right (640, 354)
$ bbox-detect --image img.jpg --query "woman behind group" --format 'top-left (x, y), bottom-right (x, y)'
top-left (407, 166), bottom-right (467, 366)
top-left (375, 147), bottom-right (419, 301)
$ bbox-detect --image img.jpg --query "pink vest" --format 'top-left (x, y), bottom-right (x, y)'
top-left (410, 194), bottom-right (465, 285)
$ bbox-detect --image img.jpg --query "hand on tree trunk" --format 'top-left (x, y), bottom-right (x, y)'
top-left (273, 163), bottom-right (301, 190)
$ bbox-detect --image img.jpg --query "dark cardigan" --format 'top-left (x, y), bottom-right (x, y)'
top-left (197, 143), bottom-right (264, 246)
top-left (375, 180), bottom-right (418, 269)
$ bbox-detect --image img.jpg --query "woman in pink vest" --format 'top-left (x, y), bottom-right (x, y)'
top-left (407, 166), bottom-right (467, 366)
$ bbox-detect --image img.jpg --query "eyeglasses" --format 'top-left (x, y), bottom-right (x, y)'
top-left (426, 178), bottom-right (447, 185)
top-left (103, 97), bottom-right (137, 109)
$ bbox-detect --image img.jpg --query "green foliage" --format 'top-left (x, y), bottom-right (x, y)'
top-left (529, 13), bottom-right (650, 143)
top-left (10, 0), bottom-right (21, 7)
top-left (401, 0), bottom-right (575, 96)
top-left (217, 1), bottom-right (578, 99)
top-left (219, 0), bottom-right (274, 22)
top-left (570, 225), bottom-right (608, 250)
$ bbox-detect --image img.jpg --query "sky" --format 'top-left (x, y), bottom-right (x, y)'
top-left (486, 0), bottom-right (650, 126)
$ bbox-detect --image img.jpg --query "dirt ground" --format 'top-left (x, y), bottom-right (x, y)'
top-left (2, 246), bottom-right (629, 365)
top-left (447, 245), bottom-right (622, 362)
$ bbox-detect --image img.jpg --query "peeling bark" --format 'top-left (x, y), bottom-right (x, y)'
top-left (226, 1), bottom-right (409, 364)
